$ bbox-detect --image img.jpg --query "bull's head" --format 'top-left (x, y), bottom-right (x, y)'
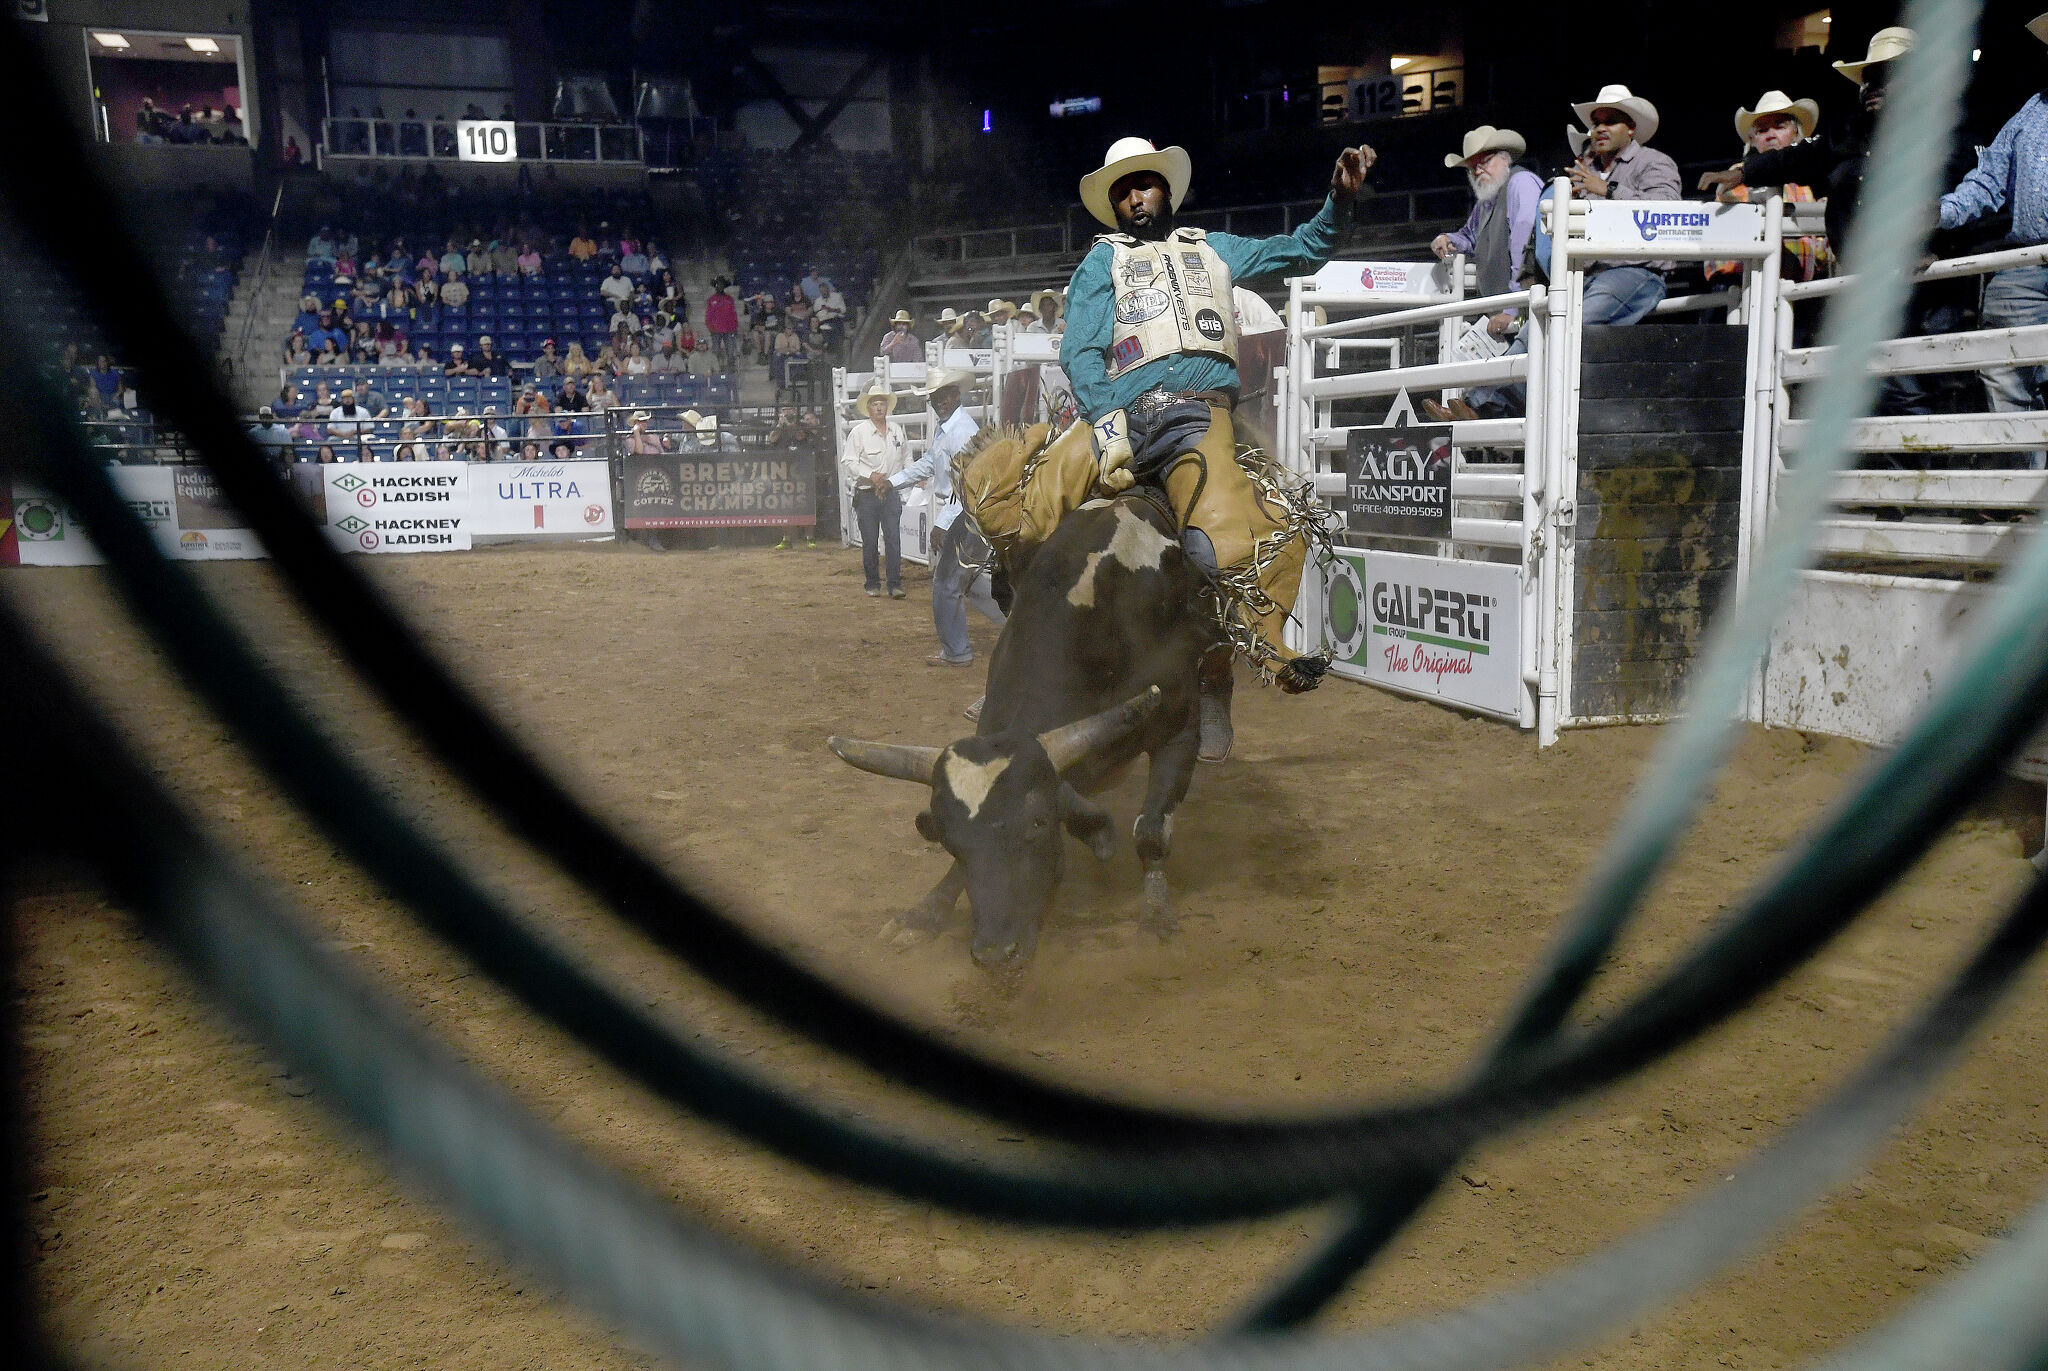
top-left (828, 687), bottom-right (1160, 971)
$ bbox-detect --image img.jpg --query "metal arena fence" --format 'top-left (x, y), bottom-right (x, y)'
top-left (12, 0), bottom-right (2048, 1368)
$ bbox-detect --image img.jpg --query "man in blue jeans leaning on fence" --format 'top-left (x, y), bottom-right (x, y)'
top-left (1935, 10), bottom-right (2048, 470)
top-left (887, 367), bottom-right (1005, 667)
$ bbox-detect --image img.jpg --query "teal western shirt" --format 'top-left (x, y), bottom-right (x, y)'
top-left (1060, 194), bottom-right (1349, 420)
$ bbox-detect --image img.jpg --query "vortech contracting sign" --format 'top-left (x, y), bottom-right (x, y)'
top-left (622, 451), bottom-right (815, 529)
top-left (1324, 548), bottom-right (1522, 718)
top-left (319, 463), bottom-right (471, 553)
top-left (1580, 200), bottom-right (1765, 252)
top-left (1343, 425), bottom-right (1452, 537)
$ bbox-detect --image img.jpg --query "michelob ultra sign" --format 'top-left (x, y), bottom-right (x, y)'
top-left (1323, 547), bottom-right (1523, 718)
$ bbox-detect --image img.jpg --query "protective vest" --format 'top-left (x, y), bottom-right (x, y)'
top-left (1099, 228), bottom-right (1238, 379)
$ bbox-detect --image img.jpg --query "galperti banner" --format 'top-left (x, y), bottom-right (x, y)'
top-left (315, 462), bottom-right (472, 554)
top-left (1323, 547), bottom-right (1522, 719)
top-left (621, 450), bottom-right (816, 528)
top-left (1, 470), bottom-right (264, 566)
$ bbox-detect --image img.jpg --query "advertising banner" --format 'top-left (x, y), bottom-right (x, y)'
top-left (167, 466), bottom-right (266, 559)
top-left (621, 450), bottom-right (815, 528)
top-left (3, 469), bottom-right (264, 566)
top-left (316, 463), bottom-right (471, 553)
top-left (1343, 425), bottom-right (1453, 537)
top-left (1324, 548), bottom-right (1522, 718)
top-left (1310, 259), bottom-right (1455, 297)
top-left (469, 459), bottom-right (614, 541)
top-left (1580, 200), bottom-right (1765, 255)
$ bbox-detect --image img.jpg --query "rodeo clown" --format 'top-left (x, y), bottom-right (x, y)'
top-left (1060, 137), bottom-right (1375, 706)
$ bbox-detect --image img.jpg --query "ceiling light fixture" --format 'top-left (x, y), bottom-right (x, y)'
top-left (185, 37), bottom-right (221, 53)
top-left (92, 32), bottom-right (129, 49)
top-left (1390, 56), bottom-right (1413, 70)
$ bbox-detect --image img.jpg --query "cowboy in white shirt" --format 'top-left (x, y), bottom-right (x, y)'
top-left (841, 386), bottom-right (906, 596)
top-left (887, 368), bottom-right (1001, 664)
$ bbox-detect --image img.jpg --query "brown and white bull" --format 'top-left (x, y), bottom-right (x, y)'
top-left (828, 495), bottom-right (1221, 971)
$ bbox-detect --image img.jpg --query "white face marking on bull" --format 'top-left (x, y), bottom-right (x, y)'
top-left (1066, 505), bottom-right (1175, 608)
top-left (940, 751), bottom-right (1013, 820)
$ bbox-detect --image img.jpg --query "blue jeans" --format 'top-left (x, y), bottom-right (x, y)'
top-left (1468, 265), bottom-right (1668, 415)
top-left (853, 486), bottom-right (902, 592)
top-left (1979, 266), bottom-right (2048, 470)
top-left (931, 521), bottom-right (1005, 661)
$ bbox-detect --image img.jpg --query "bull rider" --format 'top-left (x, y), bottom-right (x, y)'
top-left (1060, 137), bottom-right (1375, 723)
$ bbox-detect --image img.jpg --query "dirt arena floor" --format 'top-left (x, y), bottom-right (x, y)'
top-left (12, 541), bottom-right (2048, 1370)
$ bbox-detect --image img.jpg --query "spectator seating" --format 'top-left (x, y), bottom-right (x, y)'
top-left (300, 253), bottom-right (644, 364)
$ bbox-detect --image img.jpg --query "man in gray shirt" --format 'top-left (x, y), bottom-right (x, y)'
top-left (1465, 84), bottom-right (1679, 420)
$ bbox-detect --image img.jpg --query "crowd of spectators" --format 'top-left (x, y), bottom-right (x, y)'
top-left (134, 98), bottom-right (247, 146)
top-left (1399, 25), bottom-right (2047, 460)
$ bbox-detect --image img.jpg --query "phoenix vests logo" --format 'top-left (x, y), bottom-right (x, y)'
top-left (1632, 208), bottom-right (1711, 242)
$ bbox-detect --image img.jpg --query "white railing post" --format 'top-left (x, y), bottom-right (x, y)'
top-left (1518, 282), bottom-right (1547, 732)
top-left (1538, 179), bottom-right (1576, 745)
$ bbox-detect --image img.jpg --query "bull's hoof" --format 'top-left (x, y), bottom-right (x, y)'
top-left (1140, 870), bottom-right (1178, 940)
top-left (879, 917), bottom-right (934, 947)
top-left (1275, 653), bottom-right (1330, 695)
top-left (1198, 696), bottom-right (1234, 762)
top-left (1088, 827), bottom-right (1116, 861)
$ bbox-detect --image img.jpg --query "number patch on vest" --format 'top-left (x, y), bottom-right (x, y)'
top-left (1121, 259), bottom-right (1156, 284)
top-left (1115, 288), bottom-right (1170, 324)
top-left (1194, 308), bottom-right (1226, 342)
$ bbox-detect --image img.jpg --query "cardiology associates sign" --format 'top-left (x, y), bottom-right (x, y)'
top-left (1323, 547), bottom-right (1522, 718)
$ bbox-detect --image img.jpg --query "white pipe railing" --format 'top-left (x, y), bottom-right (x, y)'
top-left (1301, 286), bottom-right (1534, 340)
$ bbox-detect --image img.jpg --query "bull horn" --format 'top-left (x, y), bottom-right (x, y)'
top-left (828, 736), bottom-right (942, 785)
top-left (1037, 686), bottom-right (1163, 772)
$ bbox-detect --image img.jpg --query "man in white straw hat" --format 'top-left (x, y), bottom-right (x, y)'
top-left (841, 385), bottom-right (907, 597)
top-left (881, 309), bottom-right (923, 364)
top-left (1933, 12), bottom-right (2048, 466)
top-left (887, 368), bottom-right (1002, 667)
top-left (1698, 27), bottom-right (1914, 252)
top-left (1567, 83), bottom-right (1681, 298)
top-left (1430, 126), bottom-right (1542, 347)
top-left (1465, 89), bottom-right (1678, 420)
top-left (1057, 135), bottom-right (1376, 695)
top-left (1030, 288), bottom-right (1062, 334)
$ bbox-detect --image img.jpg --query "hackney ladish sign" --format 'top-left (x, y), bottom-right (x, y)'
top-left (1324, 548), bottom-right (1523, 718)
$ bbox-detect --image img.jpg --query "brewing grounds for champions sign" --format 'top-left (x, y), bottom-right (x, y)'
top-left (1343, 425), bottom-right (1452, 537)
top-left (623, 451), bottom-right (815, 528)
top-left (1323, 547), bottom-right (1522, 719)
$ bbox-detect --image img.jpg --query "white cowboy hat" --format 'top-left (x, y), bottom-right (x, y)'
top-left (678, 409), bottom-right (702, 427)
top-left (1834, 26), bottom-right (1914, 83)
top-left (1444, 125), bottom-right (1525, 169)
top-left (630, 410), bottom-right (651, 423)
top-left (919, 367), bottom-right (975, 398)
top-left (1078, 137), bottom-right (1192, 229)
top-left (854, 386), bottom-right (898, 415)
top-left (936, 307), bottom-right (959, 322)
top-left (986, 299), bottom-right (1017, 317)
top-left (1013, 300), bottom-right (1039, 318)
top-left (1735, 91), bottom-right (1819, 145)
top-left (2031, 12), bottom-right (2048, 43)
top-left (693, 413), bottom-right (719, 433)
top-left (1571, 84), bottom-right (1660, 144)
top-left (889, 309), bottom-right (914, 325)
top-left (1566, 123), bottom-right (1589, 159)
top-left (1030, 288), bottom-right (1061, 317)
